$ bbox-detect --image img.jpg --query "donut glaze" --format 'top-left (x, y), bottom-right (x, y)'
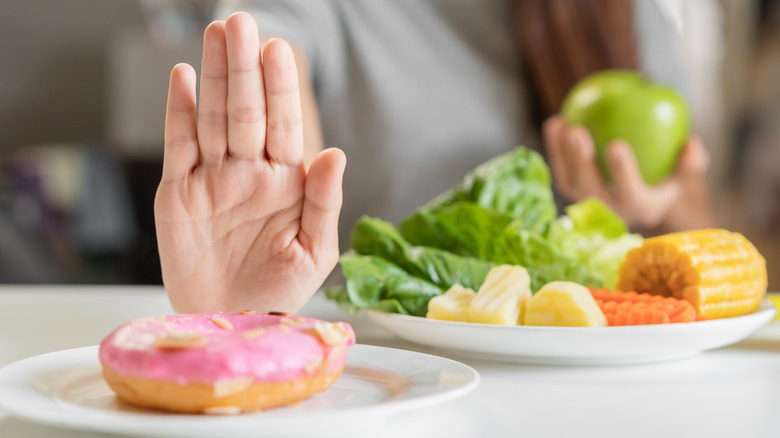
top-left (98, 311), bottom-right (355, 413)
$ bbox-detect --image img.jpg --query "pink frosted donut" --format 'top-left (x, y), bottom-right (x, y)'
top-left (98, 311), bottom-right (355, 414)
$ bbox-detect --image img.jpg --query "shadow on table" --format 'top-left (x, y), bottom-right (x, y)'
top-left (727, 337), bottom-right (780, 353)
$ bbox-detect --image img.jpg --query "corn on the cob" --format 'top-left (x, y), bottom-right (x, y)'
top-left (426, 285), bottom-right (476, 322)
top-left (524, 281), bottom-right (607, 327)
top-left (468, 265), bottom-right (531, 325)
top-left (616, 229), bottom-right (767, 319)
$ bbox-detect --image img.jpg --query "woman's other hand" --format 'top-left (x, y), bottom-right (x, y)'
top-left (543, 115), bottom-right (715, 233)
top-left (154, 12), bottom-right (345, 313)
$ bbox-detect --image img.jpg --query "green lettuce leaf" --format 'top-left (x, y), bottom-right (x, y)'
top-left (423, 147), bottom-right (557, 234)
top-left (399, 201), bottom-right (601, 291)
top-left (399, 202), bottom-right (515, 261)
top-left (548, 198), bottom-right (644, 288)
top-left (565, 197), bottom-right (627, 238)
top-left (335, 252), bottom-right (445, 316)
top-left (352, 216), bottom-right (495, 291)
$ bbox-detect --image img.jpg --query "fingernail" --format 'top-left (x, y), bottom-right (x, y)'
top-left (269, 39), bottom-right (294, 64)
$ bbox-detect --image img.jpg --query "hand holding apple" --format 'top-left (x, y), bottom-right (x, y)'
top-left (561, 70), bottom-right (690, 185)
top-left (543, 115), bottom-right (710, 231)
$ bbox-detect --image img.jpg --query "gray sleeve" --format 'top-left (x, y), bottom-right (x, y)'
top-left (215, 0), bottom-right (339, 79)
top-left (632, 0), bottom-right (692, 102)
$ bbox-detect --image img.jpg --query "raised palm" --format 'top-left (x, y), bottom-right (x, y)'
top-left (154, 12), bottom-right (345, 313)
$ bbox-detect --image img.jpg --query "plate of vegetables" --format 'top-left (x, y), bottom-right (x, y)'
top-left (365, 257), bottom-right (774, 365)
top-left (365, 300), bottom-right (775, 365)
top-left (326, 148), bottom-right (773, 365)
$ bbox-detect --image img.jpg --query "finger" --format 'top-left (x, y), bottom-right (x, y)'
top-left (542, 115), bottom-right (572, 193)
top-left (263, 39), bottom-right (304, 166)
top-left (162, 63), bottom-right (199, 182)
top-left (197, 20), bottom-right (228, 165)
top-left (608, 140), bottom-right (679, 227)
top-left (299, 148), bottom-right (346, 264)
top-left (225, 12), bottom-right (266, 159)
top-left (565, 125), bottom-right (607, 199)
top-left (606, 140), bottom-right (646, 200)
top-left (673, 135), bottom-right (710, 178)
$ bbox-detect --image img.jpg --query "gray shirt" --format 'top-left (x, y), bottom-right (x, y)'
top-left (217, 0), bottom-right (689, 250)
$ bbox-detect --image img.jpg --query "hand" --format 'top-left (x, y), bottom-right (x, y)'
top-left (543, 115), bottom-right (710, 231)
top-left (154, 12), bottom-right (345, 313)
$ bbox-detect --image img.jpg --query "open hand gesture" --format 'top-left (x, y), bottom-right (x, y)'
top-left (154, 12), bottom-right (345, 313)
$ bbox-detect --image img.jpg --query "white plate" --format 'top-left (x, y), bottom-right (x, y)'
top-left (367, 299), bottom-right (776, 365)
top-left (0, 344), bottom-right (478, 438)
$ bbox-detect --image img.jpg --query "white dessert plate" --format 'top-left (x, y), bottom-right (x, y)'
top-left (0, 344), bottom-right (478, 438)
top-left (367, 299), bottom-right (776, 365)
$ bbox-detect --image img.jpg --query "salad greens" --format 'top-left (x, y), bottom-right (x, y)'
top-left (327, 147), bottom-right (643, 316)
top-left (419, 147), bottom-right (556, 235)
top-left (351, 217), bottom-right (496, 292)
top-left (328, 217), bottom-right (496, 316)
top-left (548, 199), bottom-right (644, 290)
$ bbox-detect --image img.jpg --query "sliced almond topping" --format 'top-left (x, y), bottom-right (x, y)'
top-left (311, 322), bottom-right (349, 346)
top-left (277, 325), bottom-right (292, 334)
top-left (210, 315), bottom-right (234, 330)
top-left (280, 316), bottom-right (308, 326)
top-left (131, 317), bottom-right (164, 328)
top-left (240, 310), bottom-right (256, 315)
top-left (153, 332), bottom-right (206, 350)
top-left (151, 316), bottom-right (175, 329)
top-left (242, 328), bottom-right (266, 339)
top-left (325, 344), bottom-right (344, 365)
top-left (203, 406), bottom-right (242, 415)
top-left (303, 356), bottom-right (323, 374)
top-left (213, 376), bottom-right (254, 398)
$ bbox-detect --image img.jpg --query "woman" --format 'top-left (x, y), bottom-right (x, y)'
top-left (156, 1), bottom-right (715, 313)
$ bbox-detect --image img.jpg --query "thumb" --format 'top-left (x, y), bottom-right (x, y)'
top-left (673, 136), bottom-right (710, 179)
top-left (299, 148), bottom-right (346, 265)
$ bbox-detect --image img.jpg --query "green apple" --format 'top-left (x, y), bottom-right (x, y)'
top-left (561, 70), bottom-right (690, 185)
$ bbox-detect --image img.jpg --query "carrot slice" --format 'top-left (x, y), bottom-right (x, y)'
top-left (590, 288), bottom-right (697, 326)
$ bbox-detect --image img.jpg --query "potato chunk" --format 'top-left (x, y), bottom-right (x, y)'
top-left (468, 265), bottom-right (531, 325)
top-left (426, 285), bottom-right (476, 322)
top-left (524, 281), bottom-right (607, 327)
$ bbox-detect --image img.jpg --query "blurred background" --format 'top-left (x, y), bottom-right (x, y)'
top-left (1, 0), bottom-right (779, 288)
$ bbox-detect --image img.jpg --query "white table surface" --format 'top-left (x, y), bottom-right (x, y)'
top-left (2, 285), bottom-right (780, 438)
